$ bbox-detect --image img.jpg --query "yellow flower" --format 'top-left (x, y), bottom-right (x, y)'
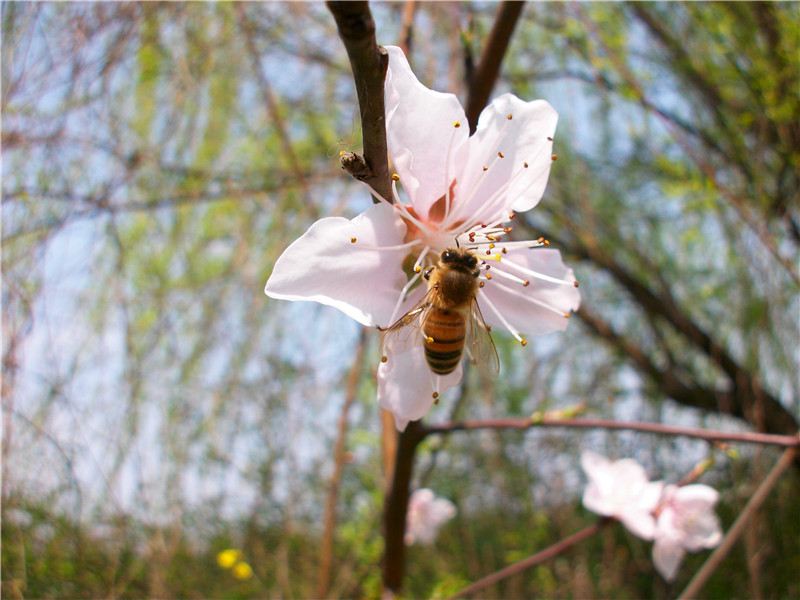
top-left (217, 549), bottom-right (242, 569)
top-left (232, 561), bottom-right (254, 581)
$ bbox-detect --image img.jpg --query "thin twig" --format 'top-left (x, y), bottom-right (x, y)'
top-left (398, 0), bottom-right (417, 56)
top-left (448, 519), bottom-right (611, 599)
top-left (677, 440), bottom-right (799, 599)
top-left (464, 1), bottom-right (525, 133)
top-left (236, 4), bottom-right (316, 219)
top-left (316, 328), bottom-right (368, 599)
top-left (326, 1), bottom-right (392, 202)
top-left (423, 417), bottom-right (800, 448)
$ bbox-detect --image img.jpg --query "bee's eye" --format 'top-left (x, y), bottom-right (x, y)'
top-left (442, 251), bottom-right (453, 261)
top-left (466, 256), bottom-right (477, 268)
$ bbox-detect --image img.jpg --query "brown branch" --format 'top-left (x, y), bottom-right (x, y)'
top-left (448, 520), bottom-right (611, 599)
top-left (423, 417), bottom-right (800, 448)
top-left (326, 1), bottom-right (392, 202)
top-left (382, 420), bottom-right (426, 597)
top-left (316, 328), bottom-right (368, 599)
top-left (464, 1), bottom-right (525, 133)
top-left (677, 440), bottom-right (799, 600)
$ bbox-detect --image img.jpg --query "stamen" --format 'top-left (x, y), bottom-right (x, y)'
top-left (443, 118), bottom-right (462, 223)
top-left (392, 173), bottom-right (400, 181)
top-left (487, 267), bottom-right (528, 286)
top-left (350, 238), bottom-right (421, 252)
top-left (478, 289), bottom-right (525, 344)
top-left (489, 279), bottom-right (573, 317)
top-left (386, 253), bottom-right (427, 325)
top-left (381, 356), bottom-right (388, 363)
top-left (496, 257), bottom-right (576, 286)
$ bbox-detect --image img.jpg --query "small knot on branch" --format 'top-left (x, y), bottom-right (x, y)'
top-left (339, 151), bottom-right (371, 181)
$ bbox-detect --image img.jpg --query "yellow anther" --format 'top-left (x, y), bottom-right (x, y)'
top-left (479, 281), bottom-right (485, 288)
top-left (507, 114), bottom-right (513, 120)
top-left (574, 281), bottom-right (579, 288)
top-left (523, 162), bottom-right (529, 168)
top-left (537, 237), bottom-right (545, 244)
top-left (381, 356), bottom-right (388, 363)
top-left (563, 312), bottom-right (571, 319)
top-left (502, 247), bottom-right (508, 254)
top-left (520, 339), bottom-right (528, 347)
top-left (392, 173), bottom-right (400, 181)
top-left (454, 121), bottom-right (461, 128)
top-left (350, 237), bottom-right (357, 243)
top-left (339, 150), bottom-right (346, 157)
top-left (485, 273), bottom-right (492, 280)
top-left (486, 325), bottom-right (492, 332)
top-left (426, 336), bottom-right (434, 344)
top-left (483, 166), bottom-right (488, 171)
top-left (414, 265), bottom-right (421, 273)
top-left (544, 240), bottom-right (550, 246)
top-left (551, 154), bottom-right (558, 161)
top-left (433, 392), bottom-right (440, 404)
top-left (547, 136), bottom-right (553, 141)
top-left (523, 280), bottom-right (530, 287)
top-left (489, 243), bottom-right (495, 249)
top-left (498, 151), bottom-right (504, 158)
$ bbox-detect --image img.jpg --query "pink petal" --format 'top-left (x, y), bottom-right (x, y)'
top-left (454, 94), bottom-right (558, 224)
top-left (384, 46), bottom-right (468, 220)
top-left (653, 534), bottom-right (685, 582)
top-left (480, 248), bottom-right (580, 336)
top-left (670, 485), bottom-right (723, 551)
top-left (377, 346), bottom-right (462, 431)
top-left (265, 203), bottom-right (407, 327)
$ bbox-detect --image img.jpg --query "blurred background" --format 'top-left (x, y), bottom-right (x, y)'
top-left (2, 2), bottom-right (798, 598)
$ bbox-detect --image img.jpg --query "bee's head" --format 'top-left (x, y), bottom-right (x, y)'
top-left (440, 248), bottom-right (478, 270)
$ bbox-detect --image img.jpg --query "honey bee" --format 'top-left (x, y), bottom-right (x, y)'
top-left (380, 247), bottom-right (500, 381)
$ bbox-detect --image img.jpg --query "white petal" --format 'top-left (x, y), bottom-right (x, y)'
top-left (673, 483), bottom-right (719, 507)
top-left (653, 534), bottom-right (685, 582)
top-left (454, 94), bottom-right (557, 224)
top-left (620, 510), bottom-right (657, 541)
top-left (480, 248), bottom-right (580, 336)
top-left (265, 203), bottom-right (408, 327)
top-left (377, 346), bottom-right (462, 431)
top-left (384, 46), bottom-right (468, 220)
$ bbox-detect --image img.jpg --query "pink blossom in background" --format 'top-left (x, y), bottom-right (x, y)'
top-left (652, 484), bottom-right (723, 581)
top-left (404, 488), bottom-right (457, 546)
top-left (580, 451), bottom-right (664, 540)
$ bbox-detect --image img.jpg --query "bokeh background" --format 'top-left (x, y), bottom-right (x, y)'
top-left (2, 2), bottom-right (798, 598)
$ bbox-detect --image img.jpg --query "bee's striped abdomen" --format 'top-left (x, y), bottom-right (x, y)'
top-left (424, 310), bottom-right (466, 375)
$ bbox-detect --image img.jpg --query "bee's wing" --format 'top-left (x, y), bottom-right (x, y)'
top-left (465, 297), bottom-right (500, 378)
top-left (379, 287), bottom-right (437, 359)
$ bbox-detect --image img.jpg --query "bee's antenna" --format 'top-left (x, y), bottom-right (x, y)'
top-left (455, 238), bottom-right (460, 248)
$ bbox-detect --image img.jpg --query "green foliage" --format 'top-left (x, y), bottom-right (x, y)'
top-left (2, 2), bottom-right (798, 599)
